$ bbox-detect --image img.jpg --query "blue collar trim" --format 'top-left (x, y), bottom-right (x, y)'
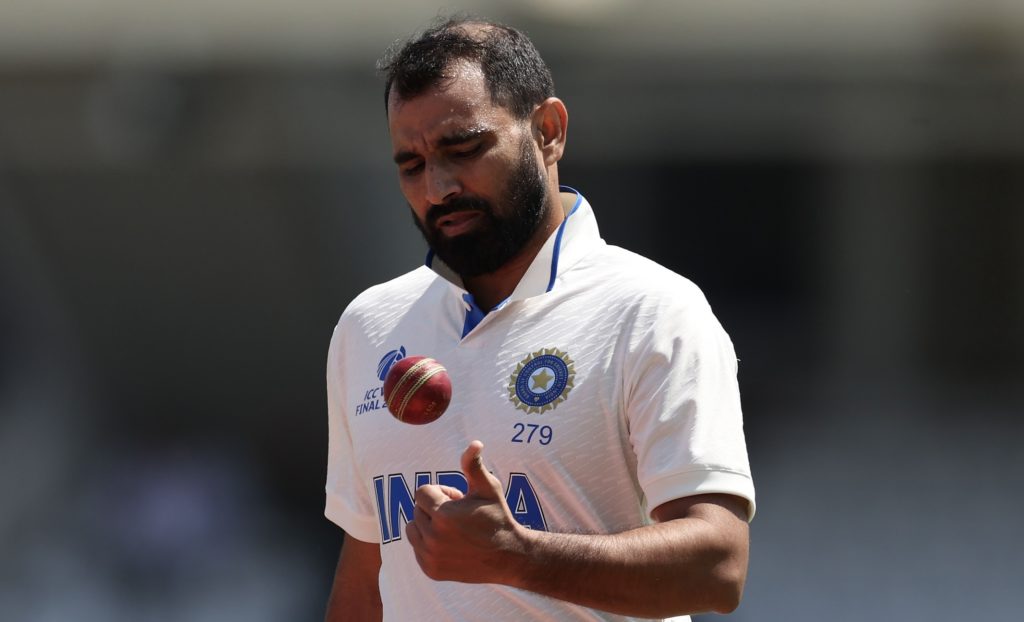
top-left (460, 292), bottom-right (486, 338)
top-left (460, 292), bottom-right (510, 338)
top-left (546, 186), bottom-right (583, 292)
top-left (425, 186), bottom-right (590, 340)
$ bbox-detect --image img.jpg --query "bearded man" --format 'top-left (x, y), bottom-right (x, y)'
top-left (324, 17), bottom-right (756, 622)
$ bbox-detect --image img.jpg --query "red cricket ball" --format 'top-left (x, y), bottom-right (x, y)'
top-left (382, 356), bottom-right (452, 425)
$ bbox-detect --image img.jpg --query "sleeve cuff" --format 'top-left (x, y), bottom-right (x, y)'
top-left (643, 467), bottom-right (756, 522)
top-left (325, 492), bottom-right (383, 543)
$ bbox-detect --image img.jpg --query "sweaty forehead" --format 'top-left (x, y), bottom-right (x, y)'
top-left (387, 61), bottom-right (513, 144)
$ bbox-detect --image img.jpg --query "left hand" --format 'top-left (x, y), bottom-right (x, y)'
top-left (406, 441), bottom-right (525, 584)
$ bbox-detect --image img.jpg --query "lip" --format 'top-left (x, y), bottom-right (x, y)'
top-left (436, 211), bottom-right (482, 237)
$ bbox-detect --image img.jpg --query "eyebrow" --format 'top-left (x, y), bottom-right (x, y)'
top-left (392, 128), bottom-right (490, 165)
top-left (438, 128), bottom-right (487, 147)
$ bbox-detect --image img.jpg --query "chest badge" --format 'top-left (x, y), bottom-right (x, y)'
top-left (508, 348), bottom-right (575, 414)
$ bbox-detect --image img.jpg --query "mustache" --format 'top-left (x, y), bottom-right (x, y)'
top-left (425, 197), bottom-right (492, 228)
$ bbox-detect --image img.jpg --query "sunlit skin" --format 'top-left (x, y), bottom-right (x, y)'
top-left (387, 59), bottom-right (568, 311)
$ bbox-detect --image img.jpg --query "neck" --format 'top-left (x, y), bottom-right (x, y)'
top-left (462, 188), bottom-right (565, 311)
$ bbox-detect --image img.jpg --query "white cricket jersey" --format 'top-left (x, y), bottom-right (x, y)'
top-left (326, 188), bottom-right (755, 621)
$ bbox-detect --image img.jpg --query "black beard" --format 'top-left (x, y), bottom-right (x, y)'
top-left (413, 139), bottom-right (548, 278)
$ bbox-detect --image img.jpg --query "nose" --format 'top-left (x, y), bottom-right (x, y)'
top-left (424, 162), bottom-right (460, 205)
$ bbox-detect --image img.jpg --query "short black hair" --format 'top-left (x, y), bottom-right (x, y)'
top-left (378, 16), bottom-right (555, 119)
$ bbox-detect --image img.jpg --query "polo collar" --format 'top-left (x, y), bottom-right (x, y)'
top-left (425, 186), bottom-right (602, 302)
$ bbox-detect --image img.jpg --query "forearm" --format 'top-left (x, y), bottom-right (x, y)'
top-left (325, 579), bottom-right (381, 622)
top-left (325, 537), bottom-right (383, 622)
top-left (506, 501), bottom-right (748, 618)
top-left (409, 444), bottom-right (751, 618)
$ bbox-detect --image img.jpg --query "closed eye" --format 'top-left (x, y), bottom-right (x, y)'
top-left (452, 143), bottom-right (482, 159)
top-left (400, 161), bottom-right (424, 176)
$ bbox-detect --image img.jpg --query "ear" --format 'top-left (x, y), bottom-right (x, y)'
top-left (532, 97), bottom-right (568, 167)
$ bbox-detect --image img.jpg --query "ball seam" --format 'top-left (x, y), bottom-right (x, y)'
top-left (384, 358), bottom-right (432, 414)
top-left (395, 365), bottom-right (446, 421)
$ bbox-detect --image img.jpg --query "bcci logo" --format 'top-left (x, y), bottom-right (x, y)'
top-left (508, 348), bottom-right (575, 414)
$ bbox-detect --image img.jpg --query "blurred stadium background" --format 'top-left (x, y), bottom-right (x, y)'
top-left (1, 1), bottom-right (1022, 620)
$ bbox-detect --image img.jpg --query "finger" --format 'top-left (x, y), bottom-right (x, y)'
top-left (406, 519), bottom-right (423, 550)
top-left (437, 485), bottom-right (465, 501)
top-left (461, 440), bottom-right (502, 499)
top-left (406, 518), bottom-right (436, 578)
top-left (415, 484), bottom-right (453, 515)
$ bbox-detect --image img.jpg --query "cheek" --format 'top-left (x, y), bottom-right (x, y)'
top-left (464, 154), bottom-right (511, 194)
top-left (407, 205), bottom-right (429, 233)
top-left (408, 203), bottom-right (429, 226)
top-left (401, 190), bottom-right (432, 227)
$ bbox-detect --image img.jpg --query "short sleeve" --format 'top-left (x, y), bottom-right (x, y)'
top-left (325, 322), bottom-right (384, 542)
top-left (624, 285), bottom-right (756, 521)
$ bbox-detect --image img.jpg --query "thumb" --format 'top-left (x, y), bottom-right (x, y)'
top-left (461, 440), bottom-right (502, 499)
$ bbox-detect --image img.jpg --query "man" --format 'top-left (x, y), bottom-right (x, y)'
top-left (324, 17), bottom-right (755, 621)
